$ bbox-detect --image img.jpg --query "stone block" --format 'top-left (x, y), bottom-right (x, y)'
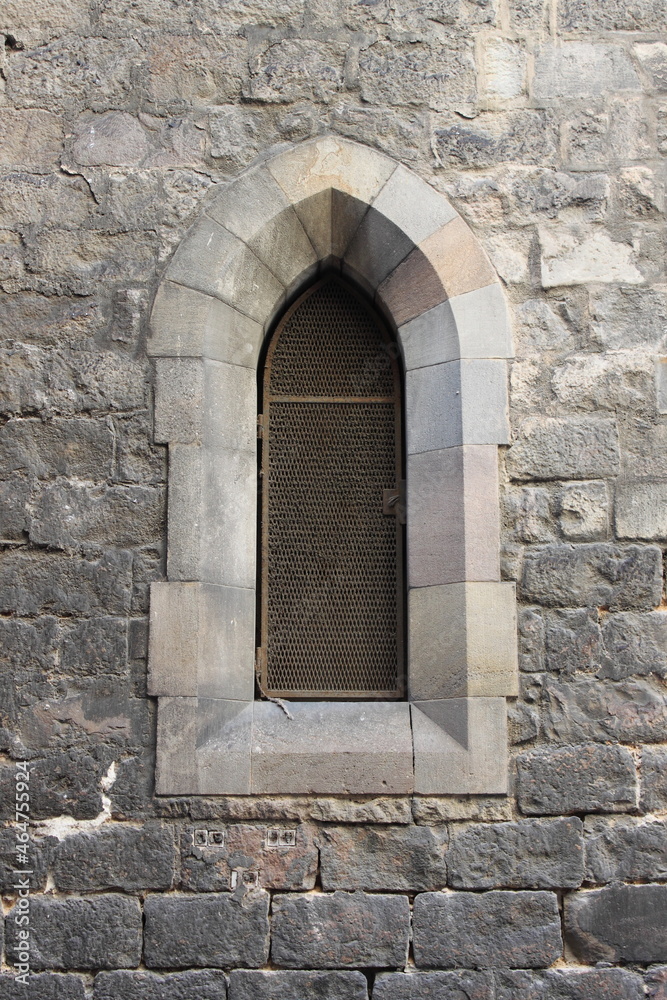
top-left (71, 111), bottom-right (148, 166)
top-left (642, 747), bottom-right (667, 812)
top-left (148, 281), bottom-right (262, 368)
top-left (320, 825), bottom-right (447, 892)
top-left (646, 966), bottom-right (667, 1000)
top-left (545, 608), bottom-right (600, 675)
top-left (5, 895), bottom-right (142, 970)
top-left (559, 481), bottom-right (609, 541)
top-left (0, 109), bottom-right (63, 168)
top-left (196, 700), bottom-right (254, 796)
top-left (412, 797), bottom-right (512, 824)
top-left (494, 967), bottom-right (644, 999)
top-left (407, 449), bottom-right (501, 589)
top-left (559, 0), bottom-right (667, 31)
top-left (167, 445), bottom-right (256, 588)
top-left (635, 43), bottom-right (667, 92)
top-left (181, 823), bottom-right (318, 892)
top-left (517, 743), bottom-right (638, 815)
top-left (377, 245), bottom-right (447, 329)
top-left (411, 698), bottom-right (508, 795)
top-left (448, 817), bottom-right (584, 890)
top-left (250, 701), bottom-right (413, 795)
top-left (585, 816), bottom-right (667, 884)
top-left (267, 137), bottom-right (396, 211)
top-left (271, 891), bottom-right (410, 969)
top-left (616, 483), bottom-right (667, 541)
top-left (373, 972), bottom-right (493, 1000)
top-left (343, 207), bottom-right (416, 291)
top-left (155, 697), bottom-right (199, 794)
top-left (533, 43), bottom-right (641, 104)
top-left (0, 549), bottom-right (132, 617)
top-left (149, 583), bottom-right (254, 700)
top-left (144, 892), bottom-right (270, 968)
top-left (0, 416), bottom-right (114, 480)
top-left (409, 583), bottom-right (517, 699)
top-left (406, 360), bottom-right (509, 453)
top-left (432, 111), bottom-right (558, 170)
top-left (228, 971), bottom-right (367, 1000)
top-left (166, 217), bottom-right (284, 324)
top-left (372, 165), bottom-right (457, 246)
top-left (52, 823), bottom-right (175, 892)
top-left (539, 674), bottom-right (667, 745)
top-left (521, 544), bottom-right (662, 611)
top-left (413, 890), bottom-right (562, 969)
top-left (658, 357), bottom-right (667, 413)
top-left (508, 416), bottom-right (620, 481)
top-left (420, 216), bottom-right (497, 301)
top-left (0, 973), bottom-right (87, 1000)
top-left (566, 884), bottom-right (667, 963)
top-left (482, 38), bottom-right (526, 102)
top-left (94, 970), bottom-right (228, 1000)
top-left (539, 224), bottom-right (643, 288)
top-left (600, 611), bottom-right (667, 680)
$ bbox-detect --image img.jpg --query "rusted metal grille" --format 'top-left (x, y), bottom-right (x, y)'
top-left (259, 276), bottom-right (404, 699)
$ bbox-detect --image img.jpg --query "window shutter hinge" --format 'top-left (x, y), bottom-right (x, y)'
top-left (257, 414), bottom-right (266, 439)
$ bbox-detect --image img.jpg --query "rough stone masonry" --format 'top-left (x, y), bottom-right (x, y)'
top-left (1, 0), bottom-right (667, 996)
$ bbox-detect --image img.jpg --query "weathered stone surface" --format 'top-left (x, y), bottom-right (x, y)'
top-left (71, 111), bottom-right (149, 166)
top-left (642, 747), bottom-right (667, 812)
top-left (0, 823), bottom-right (49, 892)
top-left (271, 892), bottom-right (410, 969)
top-left (533, 43), bottom-right (641, 104)
top-left (616, 483), bottom-right (667, 541)
top-left (521, 544), bottom-right (662, 611)
top-left (559, 481), bottom-right (609, 541)
top-left (181, 823), bottom-right (318, 892)
top-left (228, 971), bottom-right (368, 1000)
top-left (0, 109), bottom-right (64, 167)
top-left (144, 892), bottom-right (270, 968)
top-left (539, 225), bottom-right (643, 287)
top-left (494, 967), bottom-right (645, 999)
top-left (433, 111), bottom-right (558, 168)
top-left (507, 417), bottom-right (620, 481)
top-left (590, 285), bottom-right (667, 351)
top-left (559, 0), bottom-right (667, 30)
top-left (0, 974), bottom-right (87, 1000)
top-left (320, 825), bottom-right (447, 891)
top-left (0, 417), bottom-right (114, 480)
top-left (5, 894), bottom-right (142, 970)
top-left (545, 609), bottom-right (600, 676)
top-left (517, 744), bottom-right (638, 815)
top-left (52, 823), bottom-right (175, 892)
top-left (539, 675), bottom-right (667, 745)
top-left (447, 817), bottom-right (584, 889)
top-left (94, 970), bottom-right (227, 1000)
top-left (0, 549), bottom-right (132, 616)
top-left (373, 971), bottom-right (493, 1000)
top-left (30, 482), bottom-right (164, 550)
top-left (413, 890), bottom-right (562, 969)
top-left (584, 816), bottom-right (667, 883)
top-left (566, 884), bottom-right (667, 963)
top-left (22, 751), bottom-right (107, 820)
top-left (412, 797), bottom-right (512, 823)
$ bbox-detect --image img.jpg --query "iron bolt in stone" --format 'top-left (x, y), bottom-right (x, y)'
top-left (192, 829), bottom-right (225, 848)
top-left (267, 828), bottom-right (297, 848)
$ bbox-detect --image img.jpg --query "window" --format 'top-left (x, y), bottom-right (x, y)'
top-left (258, 276), bottom-right (405, 700)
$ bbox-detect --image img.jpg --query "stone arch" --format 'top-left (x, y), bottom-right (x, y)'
top-left (147, 136), bottom-right (518, 797)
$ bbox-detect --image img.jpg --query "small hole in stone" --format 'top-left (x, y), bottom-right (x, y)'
top-left (4, 34), bottom-right (25, 51)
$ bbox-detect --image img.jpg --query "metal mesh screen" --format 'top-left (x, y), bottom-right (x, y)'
top-left (261, 278), bottom-right (403, 699)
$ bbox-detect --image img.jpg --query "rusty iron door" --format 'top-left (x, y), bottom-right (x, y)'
top-left (258, 276), bottom-right (405, 699)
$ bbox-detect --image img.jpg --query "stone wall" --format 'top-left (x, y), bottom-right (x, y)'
top-left (1, 0), bottom-right (667, 996)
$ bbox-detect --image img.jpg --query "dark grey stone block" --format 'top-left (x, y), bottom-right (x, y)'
top-left (144, 892), bottom-right (270, 968)
top-left (521, 544), bottom-right (662, 611)
top-left (413, 890), bottom-right (562, 969)
top-left (0, 973), bottom-right (87, 1000)
top-left (271, 891), bottom-right (410, 969)
top-left (228, 970), bottom-right (368, 1000)
top-left (545, 609), bottom-right (600, 675)
top-left (539, 675), bottom-right (667, 745)
top-left (516, 743), bottom-right (637, 815)
top-left (646, 965), bottom-right (667, 1000)
top-left (53, 822), bottom-right (175, 891)
top-left (507, 416), bottom-right (620, 482)
top-left (4, 895), bottom-right (142, 970)
top-left (599, 611), bottom-right (667, 680)
top-left (320, 825), bottom-right (447, 891)
top-left (0, 549), bottom-right (133, 617)
top-left (642, 747), bottom-right (667, 812)
top-left (585, 817), bottom-right (667, 883)
top-left (94, 970), bottom-right (227, 999)
top-left (0, 823), bottom-right (50, 892)
top-left (566, 883), bottom-right (667, 963)
top-left (447, 817), bottom-right (584, 889)
top-left (494, 967), bottom-right (645, 999)
top-left (373, 971), bottom-right (493, 999)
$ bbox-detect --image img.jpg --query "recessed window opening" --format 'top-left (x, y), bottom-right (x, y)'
top-left (256, 274), bottom-right (406, 701)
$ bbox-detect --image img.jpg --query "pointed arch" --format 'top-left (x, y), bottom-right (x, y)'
top-left (147, 137), bottom-right (517, 796)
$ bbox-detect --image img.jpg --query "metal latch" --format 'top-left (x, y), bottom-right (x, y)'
top-left (383, 481), bottom-right (406, 523)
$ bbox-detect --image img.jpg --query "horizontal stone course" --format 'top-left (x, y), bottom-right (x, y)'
top-left (271, 891), bottom-right (410, 969)
top-left (0, 974), bottom-right (87, 1000)
top-left (413, 890), bottom-right (562, 969)
top-left (494, 967), bottom-right (645, 999)
top-left (94, 970), bottom-right (228, 1000)
top-left (373, 971), bottom-right (493, 999)
top-left (228, 971), bottom-right (368, 1000)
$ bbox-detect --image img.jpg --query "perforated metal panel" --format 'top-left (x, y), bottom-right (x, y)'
top-left (259, 276), bottom-right (404, 699)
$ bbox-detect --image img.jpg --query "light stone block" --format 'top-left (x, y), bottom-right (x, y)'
top-left (292, 189), bottom-right (333, 259)
top-left (533, 43), bottom-right (641, 105)
top-left (155, 359), bottom-right (256, 449)
top-left (332, 190), bottom-right (371, 260)
top-left (267, 136), bottom-right (396, 210)
top-left (615, 482), bottom-right (667, 541)
top-left (168, 445), bottom-right (256, 589)
top-left (148, 582), bottom-right (255, 700)
top-left (419, 216), bottom-right (497, 300)
top-left (155, 697), bottom-right (198, 795)
top-left (411, 698), bottom-right (508, 795)
top-left (196, 700), bottom-right (253, 795)
top-left (148, 281), bottom-right (262, 368)
top-left (539, 224), bottom-right (643, 288)
top-left (166, 216), bottom-right (285, 323)
top-left (250, 702), bottom-right (414, 795)
top-left (371, 164), bottom-right (458, 246)
top-left (656, 357), bottom-right (667, 414)
top-left (409, 582), bottom-right (518, 700)
top-left (407, 447), bottom-right (500, 588)
top-left (406, 359), bottom-right (509, 453)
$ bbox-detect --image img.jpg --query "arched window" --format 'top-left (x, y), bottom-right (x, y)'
top-left (257, 276), bottom-right (405, 700)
